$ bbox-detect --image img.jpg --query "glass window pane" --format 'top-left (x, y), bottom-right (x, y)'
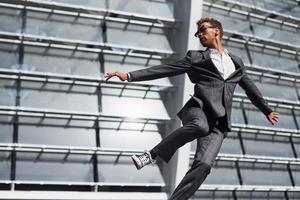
top-left (244, 105), bottom-right (296, 130)
top-left (100, 130), bottom-right (162, 150)
top-left (193, 191), bottom-right (232, 200)
top-left (18, 116), bottom-right (96, 129)
top-left (203, 161), bottom-right (240, 185)
top-left (16, 152), bottom-right (93, 182)
top-left (99, 120), bottom-right (159, 132)
top-left (226, 40), bottom-right (300, 73)
top-left (245, 76), bottom-right (298, 101)
top-left (203, 5), bottom-right (300, 74)
top-left (242, 133), bottom-right (294, 158)
top-left (108, 0), bottom-right (174, 19)
top-left (20, 81), bottom-right (99, 112)
top-left (292, 137), bottom-right (300, 159)
top-left (231, 102), bottom-right (245, 124)
top-left (25, 11), bottom-right (103, 42)
top-left (236, 191), bottom-right (286, 200)
top-left (0, 152), bottom-right (11, 180)
top-left (0, 124), bottom-right (13, 143)
top-left (203, 6), bottom-right (300, 46)
top-left (40, 0), bottom-right (175, 19)
top-left (194, 189), bottom-right (293, 199)
top-left (101, 89), bottom-right (170, 120)
top-left (0, 43), bottom-right (19, 69)
top-left (97, 155), bottom-right (164, 184)
top-left (19, 125), bottom-right (96, 147)
top-left (239, 0), bottom-right (300, 19)
top-left (240, 162), bottom-right (291, 186)
top-left (0, 7), bottom-right (22, 33)
top-left (225, 42), bottom-right (250, 65)
top-left (106, 22), bottom-right (172, 51)
top-left (219, 132), bottom-right (243, 155)
top-left (0, 80), bottom-right (16, 106)
top-left (248, 46), bottom-right (299, 73)
top-left (40, 0), bottom-right (105, 8)
top-left (23, 46), bottom-right (101, 76)
top-left (290, 165), bottom-right (300, 186)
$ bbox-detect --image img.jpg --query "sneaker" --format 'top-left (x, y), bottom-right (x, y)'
top-left (131, 151), bottom-right (156, 170)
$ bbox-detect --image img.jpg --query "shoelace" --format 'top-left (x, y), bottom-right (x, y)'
top-left (140, 154), bottom-right (150, 164)
top-left (140, 152), bottom-right (156, 165)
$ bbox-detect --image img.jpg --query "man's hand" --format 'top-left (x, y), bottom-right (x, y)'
top-left (105, 71), bottom-right (129, 81)
top-left (267, 112), bottom-right (279, 125)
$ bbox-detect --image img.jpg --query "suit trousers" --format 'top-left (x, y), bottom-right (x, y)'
top-left (151, 106), bottom-right (225, 200)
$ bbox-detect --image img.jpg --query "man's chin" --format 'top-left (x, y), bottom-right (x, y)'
top-left (200, 42), bottom-right (207, 47)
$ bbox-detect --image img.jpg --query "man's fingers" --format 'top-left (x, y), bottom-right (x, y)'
top-left (104, 72), bottom-right (116, 81)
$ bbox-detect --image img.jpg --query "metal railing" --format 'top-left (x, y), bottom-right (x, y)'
top-left (204, 0), bottom-right (300, 29)
top-left (0, 31), bottom-right (174, 58)
top-left (199, 184), bottom-right (300, 192)
top-left (0, 68), bottom-right (174, 91)
top-left (189, 152), bottom-right (300, 165)
top-left (0, 0), bottom-right (177, 28)
top-left (223, 29), bottom-right (300, 57)
top-left (0, 105), bottom-right (171, 125)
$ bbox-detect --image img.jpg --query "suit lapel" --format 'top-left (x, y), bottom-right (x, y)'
top-left (226, 53), bottom-right (243, 80)
top-left (202, 49), bottom-right (224, 80)
top-left (200, 49), bottom-right (244, 81)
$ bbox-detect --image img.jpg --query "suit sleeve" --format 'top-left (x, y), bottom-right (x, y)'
top-left (238, 69), bottom-right (273, 116)
top-left (127, 51), bottom-right (193, 82)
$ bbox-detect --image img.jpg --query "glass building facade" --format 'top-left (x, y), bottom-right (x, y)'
top-left (0, 0), bottom-right (299, 199)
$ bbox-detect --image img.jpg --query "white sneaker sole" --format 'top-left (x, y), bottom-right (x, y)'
top-left (131, 155), bottom-right (143, 170)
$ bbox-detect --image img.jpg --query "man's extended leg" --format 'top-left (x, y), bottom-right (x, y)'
top-left (132, 107), bottom-right (213, 169)
top-left (168, 125), bottom-right (224, 200)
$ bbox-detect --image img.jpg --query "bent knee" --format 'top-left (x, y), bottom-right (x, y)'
top-left (189, 122), bottom-right (209, 135)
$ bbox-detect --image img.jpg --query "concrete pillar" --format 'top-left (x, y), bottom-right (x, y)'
top-left (163, 0), bottom-right (204, 195)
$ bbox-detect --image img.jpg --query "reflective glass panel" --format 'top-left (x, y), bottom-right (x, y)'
top-left (108, 0), bottom-right (174, 19)
top-left (19, 125), bottom-right (96, 147)
top-left (16, 152), bottom-right (93, 182)
top-left (244, 105), bottom-right (296, 129)
top-left (0, 7), bottom-right (22, 33)
top-left (39, 0), bottom-right (105, 8)
top-left (240, 162), bottom-right (291, 186)
top-left (0, 80), bottom-right (16, 106)
top-left (0, 43), bottom-right (19, 69)
top-left (242, 133), bottom-right (295, 158)
top-left (20, 81), bottom-right (98, 112)
top-left (0, 152), bottom-right (11, 180)
top-left (101, 88), bottom-right (170, 120)
top-left (106, 22), bottom-right (172, 51)
top-left (23, 46), bottom-right (101, 76)
top-left (25, 11), bottom-right (103, 42)
top-left (100, 130), bottom-right (161, 150)
top-left (203, 161), bottom-right (240, 185)
top-left (219, 132), bottom-right (243, 155)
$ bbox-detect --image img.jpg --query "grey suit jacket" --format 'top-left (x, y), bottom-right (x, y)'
top-left (128, 49), bottom-right (273, 131)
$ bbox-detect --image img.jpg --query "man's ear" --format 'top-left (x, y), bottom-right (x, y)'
top-left (215, 28), bottom-right (220, 37)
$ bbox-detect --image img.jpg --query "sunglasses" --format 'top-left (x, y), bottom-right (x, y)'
top-left (194, 26), bottom-right (216, 37)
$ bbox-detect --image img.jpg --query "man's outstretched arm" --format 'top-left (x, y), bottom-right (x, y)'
top-left (105, 51), bottom-right (193, 82)
top-left (238, 73), bottom-right (279, 125)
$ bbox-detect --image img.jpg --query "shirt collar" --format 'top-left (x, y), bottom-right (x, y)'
top-left (209, 48), bottom-right (229, 55)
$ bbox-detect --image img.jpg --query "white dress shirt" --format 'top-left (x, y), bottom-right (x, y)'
top-left (209, 48), bottom-right (236, 80)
